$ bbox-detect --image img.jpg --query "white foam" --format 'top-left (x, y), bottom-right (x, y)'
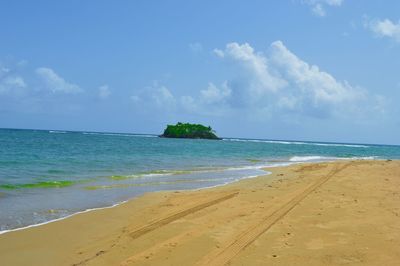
top-left (340, 156), bottom-right (377, 160)
top-left (224, 162), bottom-right (294, 171)
top-left (289, 156), bottom-right (332, 162)
top-left (49, 130), bottom-right (67, 134)
top-left (223, 138), bottom-right (369, 148)
top-left (224, 138), bottom-right (292, 145)
top-left (82, 132), bottom-right (156, 138)
top-left (358, 156), bottom-right (376, 160)
top-left (0, 201), bottom-right (127, 235)
top-left (289, 155), bottom-right (378, 162)
top-left (310, 143), bottom-right (369, 148)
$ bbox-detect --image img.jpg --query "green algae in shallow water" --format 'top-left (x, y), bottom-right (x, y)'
top-left (84, 182), bottom-right (180, 190)
top-left (109, 175), bottom-right (130, 180)
top-left (0, 180), bottom-right (75, 189)
top-left (107, 169), bottom-right (196, 181)
top-left (84, 178), bottom-right (223, 190)
top-left (246, 158), bottom-right (263, 163)
top-left (144, 169), bottom-right (198, 175)
top-left (84, 177), bottom-right (228, 190)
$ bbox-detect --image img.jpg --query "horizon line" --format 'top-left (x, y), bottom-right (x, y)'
top-left (1, 127), bottom-right (398, 147)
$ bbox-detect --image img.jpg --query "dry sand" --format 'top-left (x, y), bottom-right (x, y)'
top-left (0, 160), bottom-right (399, 265)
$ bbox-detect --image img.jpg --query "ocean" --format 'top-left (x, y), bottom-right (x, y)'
top-left (1, 128), bottom-right (399, 233)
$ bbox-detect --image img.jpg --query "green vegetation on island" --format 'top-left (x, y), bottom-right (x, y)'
top-left (160, 122), bottom-right (220, 140)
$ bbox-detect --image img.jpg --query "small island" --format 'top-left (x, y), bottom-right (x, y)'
top-left (160, 122), bottom-right (220, 140)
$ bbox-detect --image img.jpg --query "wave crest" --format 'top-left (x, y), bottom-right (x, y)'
top-left (223, 138), bottom-right (369, 148)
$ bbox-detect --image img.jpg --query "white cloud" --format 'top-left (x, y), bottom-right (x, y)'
top-left (3, 76), bottom-right (26, 88)
top-left (270, 40), bottom-right (361, 105)
top-left (277, 95), bottom-right (299, 110)
top-left (200, 82), bottom-right (231, 104)
top-left (130, 95), bottom-right (140, 103)
top-left (180, 95), bottom-right (197, 111)
top-left (325, 0), bottom-right (343, 6)
top-left (0, 76), bottom-right (26, 94)
top-left (302, 0), bottom-right (343, 17)
top-left (189, 42), bottom-right (203, 53)
top-left (0, 67), bottom-right (10, 77)
top-left (132, 41), bottom-right (381, 121)
top-left (312, 4), bottom-right (325, 17)
top-left (213, 49), bottom-right (225, 58)
top-left (210, 40), bottom-right (380, 119)
top-left (36, 67), bottom-right (82, 94)
top-left (131, 81), bottom-right (233, 116)
top-left (98, 85), bottom-right (111, 99)
top-left (0, 66), bottom-right (26, 95)
top-left (153, 86), bottom-right (175, 107)
top-left (131, 81), bottom-right (176, 110)
top-left (216, 42), bottom-right (287, 94)
top-left (366, 18), bottom-right (400, 43)
top-left (180, 85), bottom-right (233, 117)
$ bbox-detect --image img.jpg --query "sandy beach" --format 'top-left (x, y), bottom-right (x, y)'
top-left (0, 160), bottom-right (399, 265)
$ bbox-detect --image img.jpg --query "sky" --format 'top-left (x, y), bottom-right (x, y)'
top-left (0, 0), bottom-right (399, 145)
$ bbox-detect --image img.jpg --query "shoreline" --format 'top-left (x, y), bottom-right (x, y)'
top-left (0, 201), bottom-right (128, 236)
top-left (0, 166), bottom-right (274, 236)
top-left (1, 159), bottom-right (399, 265)
top-left (0, 157), bottom-right (376, 235)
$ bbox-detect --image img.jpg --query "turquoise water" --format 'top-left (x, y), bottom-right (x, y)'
top-left (0, 128), bottom-right (399, 232)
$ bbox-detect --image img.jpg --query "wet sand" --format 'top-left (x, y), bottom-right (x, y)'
top-left (0, 160), bottom-right (399, 265)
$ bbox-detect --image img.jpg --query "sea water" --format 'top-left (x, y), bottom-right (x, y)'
top-left (1, 128), bottom-right (399, 232)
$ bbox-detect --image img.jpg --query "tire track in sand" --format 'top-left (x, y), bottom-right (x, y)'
top-left (196, 162), bottom-right (351, 266)
top-left (128, 191), bottom-right (238, 240)
top-left (73, 191), bottom-right (238, 266)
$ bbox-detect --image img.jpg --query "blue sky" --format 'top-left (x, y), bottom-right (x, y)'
top-left (0, 0), bottom-right (399, 144)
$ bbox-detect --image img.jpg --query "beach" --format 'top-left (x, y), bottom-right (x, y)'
top-left (2, 1), bottom-right (400, 265)
top-left (0, 160), bottom-right (399, 265)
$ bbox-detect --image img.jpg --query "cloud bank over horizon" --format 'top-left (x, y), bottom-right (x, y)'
top-left (1, 40), bottom-right (389, 137)
top-left (132, 40), bottom-right (385, 125)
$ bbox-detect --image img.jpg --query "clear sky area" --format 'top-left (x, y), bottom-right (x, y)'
top-left (0, 0), bottom-right (399, 145)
